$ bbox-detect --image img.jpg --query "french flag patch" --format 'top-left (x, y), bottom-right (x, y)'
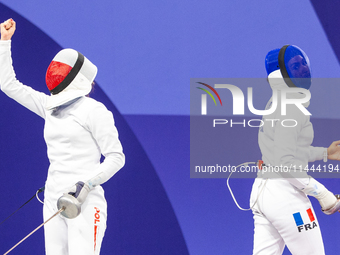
top-left (293, 208), bottom-right (318, 232)
top-left (293, 208), bottom-right (315, 226)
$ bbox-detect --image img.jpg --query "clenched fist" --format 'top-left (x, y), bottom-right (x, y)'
top-left (0, 18), bottom-right (16, 41)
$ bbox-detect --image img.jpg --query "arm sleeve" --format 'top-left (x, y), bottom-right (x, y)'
top-left (272, 105), bottom-right (321, 190)
top-left (308, 146), bottom-right (326, 162)
top-left (0, 40), bottom-right (47, 118)
top-left (84, 102), bottom-right (125, 188)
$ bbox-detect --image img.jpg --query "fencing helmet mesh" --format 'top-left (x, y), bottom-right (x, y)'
top-left (265, 45), bottom-right (311, 90)
top-left (45, 48), bottom-right (98, 110)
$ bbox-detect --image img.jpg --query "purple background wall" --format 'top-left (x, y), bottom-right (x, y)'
top-left (1, 1), bottom-right (340, 254)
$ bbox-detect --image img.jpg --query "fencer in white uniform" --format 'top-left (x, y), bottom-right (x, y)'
top-left (250, 45), bottom-right (340, 255)
top-left (0, 19), bottom-right (125, 254)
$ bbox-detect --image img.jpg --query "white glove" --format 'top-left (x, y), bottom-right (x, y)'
top-left (302, 178), bottom-right (339, 214)
top-left (67, 181), bottom-right (90, 204)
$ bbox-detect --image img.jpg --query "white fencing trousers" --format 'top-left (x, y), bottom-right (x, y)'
top-left (250, 178), bottom-right (325, 255)
top-left (43, 188), bottom-right (107, 255)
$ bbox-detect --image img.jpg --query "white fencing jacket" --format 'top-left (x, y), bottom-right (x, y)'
top-left (258, 70), bottom-right (326, 190)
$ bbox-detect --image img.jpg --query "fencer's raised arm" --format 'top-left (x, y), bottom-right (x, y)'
top-left (0, 19), bottom-right (47, 118)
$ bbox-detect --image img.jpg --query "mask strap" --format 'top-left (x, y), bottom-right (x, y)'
top-left (278, 45), bottom-right (296, 88)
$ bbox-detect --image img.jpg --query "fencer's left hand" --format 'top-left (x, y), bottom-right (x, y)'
top-left (0, 18), bottom-right (16, 41)
top-left (327, 140), bottom-right (340, 161)
top-left (67, 181), bottom-right (90, 204)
